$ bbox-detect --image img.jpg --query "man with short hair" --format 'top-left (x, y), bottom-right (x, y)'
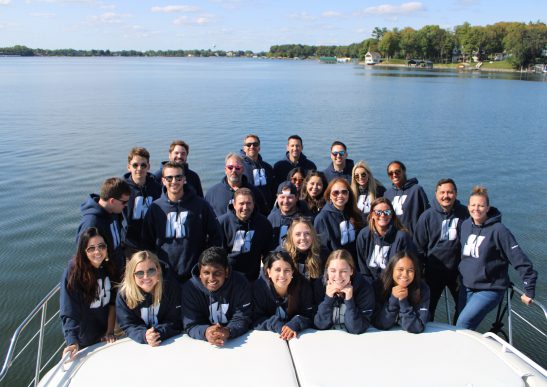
top-left (267, 181), bottom-right (312, 249)
top-left (323, 141), bottom-right (355, 183)
top-left (142, 162), bottom-right (221, 282)
top-left (124, 147), bottom-right (162, 251)
top-left (153, 140), bottom-right (204, 197)
top-left (78, 177), bottom-right (131, 271)
top-left (240, 134), bottom-right (275, 209)
top-left (273, 135), bottom-right (317, 187)
top-left (182, 246), bottom-right (252, 346)
top-left (414, 178), bottom-right (469, 322)
top-left (205, 153), bottom-right (267, 217)
top-left (218, 188), bottom-right (273, 281)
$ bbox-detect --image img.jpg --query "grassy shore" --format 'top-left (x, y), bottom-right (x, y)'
top-left (366, 59), bottom-right (519, 72)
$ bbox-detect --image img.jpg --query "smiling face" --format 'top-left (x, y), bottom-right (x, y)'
top-left (329, 182), bottom-right (349, 210)
top-left (162, 166), bottom-right (185, 200)
top-left (234, 193), bottom-right (254, 221)
top-left (267, 259), bottom-right (293, 293)
top-left (354, 167), bottom-right (369, 187)
top-left (306, 176), bottom-right (324, 198)
top-left (128, 155), bottom-right (150, 186)
top-left (371, 202), bottom-right (393, 232)
top-left (243, 136), bottom-right (260, 159)
top-left (291, 222), bottom-right (313, 252)
top-left (327, 258), bottom-right (353, 288)
top-left (330, 145), bottom-right (347, 169)
top-left (169, 145), bottom-right (188, 164)
top-left (436, 182), bottom-right (457, 212)
top-left (468, 194), bottom-right (489, 225)
top-left (277, 191), bottom-right (297, 215)
top-left (392, 257), bottom-right (415, 288)
top-left (287, 139), bottom-right (302, 161)
top-left (290, 172), bottom-right (305, 191)
top-left (85, 235), bottom-right (107, 269)
top-left (199, 264), bottom-right (228, 292)
top-left (225, 157), bottom-right (244, 186)
top-left (134, 260), bottom-right (159, 293)
top-left (387, 162), bottom-right (405, 188)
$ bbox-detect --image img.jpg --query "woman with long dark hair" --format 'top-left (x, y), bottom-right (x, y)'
top-left (300, 170), bottom-right (328, 216)
top-left (60, 227), bottom-right (117, 360)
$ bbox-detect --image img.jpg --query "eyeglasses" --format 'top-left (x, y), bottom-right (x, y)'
top-left (134, 267), bottom-right (158, 279)
top-left (244, 142), bottom-right (260, 148)
top-left (86, 243), bottom-right (107, 254)
top-left (331, 150), bottom-right (346, 157)
top-left (388, 170), bottom-right (402, 176)
top-left (331, 189), bottom-right (349, 197)
top-left (163, 174), bottom-right (184, 182)
top-left (354, 173), bottom-right (368, 179)
top-left (291, 177), bottom-right (304, 183)
top-left (374, 209), bottom-right (393, 217)
top-left (226, 164), bottom-right (243, 171)
top-left (131, 162), bottom-right (148, 169)
top-left (115, 198), bottom-right (129, 205)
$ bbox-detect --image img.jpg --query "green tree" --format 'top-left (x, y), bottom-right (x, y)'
top-left (378, 31), bottom-right (400, 59)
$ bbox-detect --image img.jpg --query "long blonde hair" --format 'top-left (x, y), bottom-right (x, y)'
top-left (120, 251), bottom-right (163, 309)
top-left (284, 217), bottom-right (322, 279)
top-left (351, 161), bottom-right (380, 203)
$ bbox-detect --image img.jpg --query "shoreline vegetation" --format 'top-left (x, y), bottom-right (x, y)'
top-left (1, 21), bottom-right (545, 71)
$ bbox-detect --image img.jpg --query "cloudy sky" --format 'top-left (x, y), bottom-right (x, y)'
top-left (0, 0), bottom-right (544, 52)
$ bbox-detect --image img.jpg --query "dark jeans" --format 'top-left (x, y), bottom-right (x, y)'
top-left (425, 266), bottom-right (459, 322)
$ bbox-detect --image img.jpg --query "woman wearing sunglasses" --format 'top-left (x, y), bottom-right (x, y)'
top-left (350, 160), bottom-right (386, 219)
top-left (356, 197), bottom-right (416, 281)
top-left (287, 167), bottom-right (306, 196)
top-left (117, 251), bottom-right (182, 346)
top-left (60, 227), bottom-right (117, 360)
top-left (300, 170), bottom-right (328, 217)
top-left (313, 178), bottom-right (365, 261)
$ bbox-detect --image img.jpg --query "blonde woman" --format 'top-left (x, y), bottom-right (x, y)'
top-left (116, 251), bottom-right (182, 346)
top-left (350, 160), bottom-right (386, 218)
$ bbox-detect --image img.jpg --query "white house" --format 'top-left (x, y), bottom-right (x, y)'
top-left (365, 51), bottom-right (381, 65)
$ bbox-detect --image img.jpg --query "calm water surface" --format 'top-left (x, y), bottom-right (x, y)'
top-left (0, 57), bottom-right (545, 381)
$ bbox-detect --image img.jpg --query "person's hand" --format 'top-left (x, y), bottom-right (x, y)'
top-left (145, 327), bottom-right (161, 347)
top-left (521, 294), bottom-right (533, 305)
top-left (63, 344), bottom-right (79, 361)
top-left (340, 284), bottom-right (353, 300)
top-left (326, 280), bottom-right (340, 298)
top-left (101, 332), bottom-right (116, 344)
top-left (392, 285), bottom-right (408, 301)
top-left (279, 325), bottom-right (297, 341)
top-left (205, 324), bottom-right (229, 346)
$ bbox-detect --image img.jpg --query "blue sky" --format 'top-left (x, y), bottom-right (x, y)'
top-left (0, 0), bottom-right (544, 51)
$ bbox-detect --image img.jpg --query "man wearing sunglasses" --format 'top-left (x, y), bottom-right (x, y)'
top-left (153, 139), bottom-right (204, 198)
top-left (240, 134), bottom-right (275, 209)
top-left (142, 162), bottom-right (222, 283)
top-left (78, 177), bottom-right (131, 272)
top-left (273, 135), bottom-right (317, 188)
top-left (205, 153), bottom-right (267, 218)
top-left (123, 147), bottom-right (162, 253)
top-left (323, 140), bottom-right (355, 183)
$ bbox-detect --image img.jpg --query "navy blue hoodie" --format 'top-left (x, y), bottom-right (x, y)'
top-left (78, 194), bottom-right (126, 271)
top-left (153, 162), bottom-right (204, 198)
top-left (218, 207), bottom-right (273, 281)
top-left (384, 178), bottom-right (430, 236)
top-left (141, 189), bottom-right (222, 282)
top-left (240, 151), bottom-right (276, 210)
top-left (313, 201), bottom-right (363, 260)
top-left (356, 183), bottom-right (387, 219)
top-left (252, 272), bottom-right (314, 333)
top-left (414, 199), bottom-right (469, 271)
top-left (373, 281), bottom-right (430, 333)
top-left (123, 172), bottom-right (163, 250)
top-left (267, 200), bottom-right (312, 249)
top-left (459, 208), bottom-right (537, 298)
top-left (313, 273), bottom-right (374, 334)
top-left (182, 265), bottom-right (252, 341)
top-left (205, 175), bottom-right (268, 218)
top-left (60, 264), bottom-right (115, 347)
top-left (276, 244), bottom-right (329, 285)
top-left (356, 224), bottom-right (416, 281)
top-left (273, 152), bottom-right (317, 187)
top-left (322, 159), bottom-right (355, 183)
top-left (116, 278), bottom-right (183, 344)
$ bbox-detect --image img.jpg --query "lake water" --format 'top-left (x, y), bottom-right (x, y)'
top-left (0, 57), bottom-right (545, 382)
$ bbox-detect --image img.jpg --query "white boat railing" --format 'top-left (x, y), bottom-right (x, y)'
top-left (0, 283), bottom-right (64, 387)
top-left (506, 285), bottom-right (547, 346)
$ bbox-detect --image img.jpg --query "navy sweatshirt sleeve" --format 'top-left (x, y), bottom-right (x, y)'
top-left (60, 269), bottom-right (82, 346)
top-left (284, 281), bottom-right (314, 332)
top-left (252, 281), bottom-right (285, 333)
top-left (343, 277), bottom-right (374, 334)
top-left (225, 278), bottom-right (253, 339)
top-left (116, 292), bottom-right (148, 344)
top-left (181, 282), bottom-right (210, 341)
top-left (154, 280), bottom-right (183, 341)
top-left (374, 283), bottom-right (429, 333)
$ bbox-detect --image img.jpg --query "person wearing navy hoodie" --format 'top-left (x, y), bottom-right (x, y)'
top-left (77, 177), bottom-right (131, 273)
top-left (384, 161), bottom-right (430, 236)
top-left (356, 197), bottom-right (416, 281)
top-left (273, 135), bottom-right (317, 188)
top-left (456, 186), bottom-right (537, 331)
top-left (414, 178), bottom-right (469, 321)
top-left (116, 251), bottom-right (182, 346)
top-left (141, 162), bottom-right (222, 283)
top-left (61, 228), bottom-right (117, 360)
top-left (205, 153), bottom-right (267, 217)
top-left (268, 181), bottom-right (312, 249)
top-left (314, 178), bottom-right (365, 261)
top-left (252, 252), bottom-right (314, 340)
top-left (373, 251), bottom-right (429, 333)
top-left (218, 188), bottom-right (273, 282)
top-left (124, 147), bottom-right (162, 252)
top-left (314, 249), bottom-right (374, 334)
top-left (322, 141), bottom-right (355, 183)
top-left (153, 139), bottom-right (204, 198)
top-left (240, 134), bottom-right (276, 210)
top-left (182, 247), bottom-right (252, 346)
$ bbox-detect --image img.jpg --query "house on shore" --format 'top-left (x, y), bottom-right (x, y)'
top-left (365, 52), bottom-right (381, 65)
top-left (407, 59), bottom-right (433, 69)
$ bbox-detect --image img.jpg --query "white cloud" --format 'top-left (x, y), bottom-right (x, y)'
top-left (0, 0), bottom-right (11, 5)
top-left (322, 11), bottom-right (343, 18)
top-left (173, 14), bottom-right (213, 26)
top-left (30, 12), bottom-right (56, 17)
top-left (289, 12), bottom-right (317, 21)
top-left (151, 5), bottom-right (200, 13)
top-left (356, 2), bottom-right (425, 16)
top-left (87, 12), bottom-right (130, 25)
top-left (26, 0), bottom-right (95, 3)
top-left (122, 25), bottom-right (161, 39)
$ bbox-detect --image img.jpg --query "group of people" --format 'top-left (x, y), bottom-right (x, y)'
top-left (60, 134), bottom-right (538, 358)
